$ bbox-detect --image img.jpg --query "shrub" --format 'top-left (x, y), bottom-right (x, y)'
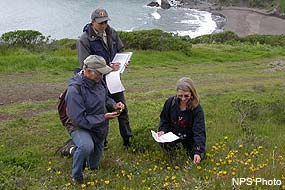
top-left (241, 34), bottom-right (285, 46)
top-left (118, 29), bottom-right (192, 55)
top-left (191, 31), bottom-right (240, 44)
top-left (0, 30), bottom-right (49, 47)
top-left (48, 38), bottom-right (77, 50)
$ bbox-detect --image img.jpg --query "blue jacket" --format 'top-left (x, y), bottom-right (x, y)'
top-left (77, 23), bottom-right (124, 68)
top-left (159, 96), bottom-right (206, 155)
top-left (65, 72), bottom-right (116, 142)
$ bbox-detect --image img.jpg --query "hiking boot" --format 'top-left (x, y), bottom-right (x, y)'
top-left (104, 139), bottom-right (108, 150)
top-left (71, 177), bottom-right (84, 185)
top-left (123, 138), bottom-right (131, 148)
top-left (55, 139), bottom-right (76, 157)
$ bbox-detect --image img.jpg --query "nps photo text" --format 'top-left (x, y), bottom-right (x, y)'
top-left (232, 178), bottom-right (283, 187)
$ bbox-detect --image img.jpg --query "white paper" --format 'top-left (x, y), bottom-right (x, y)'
top-left (151, 130), bottom-right (180, 143)
top-left (111, 52), bottom-right (132, 73)
top-left (105, 71), bottom-right (125, 94)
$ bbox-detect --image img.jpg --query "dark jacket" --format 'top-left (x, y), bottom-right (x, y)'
top-left (159, 96), bottom-right (206, 155)
top-left (65, 72), bottom-right (116, 142)
top-left (77, 23), bottom-right (124, 68)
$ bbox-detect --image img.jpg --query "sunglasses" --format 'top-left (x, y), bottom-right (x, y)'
top-left (98, 21), bottom-right (108, 25)
top-left (177, 94), bottom-right (191, 98)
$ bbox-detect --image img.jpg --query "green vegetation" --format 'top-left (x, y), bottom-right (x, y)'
top-left (0, 31), bottom-right (285, 189)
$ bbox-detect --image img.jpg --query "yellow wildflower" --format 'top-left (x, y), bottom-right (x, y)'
top-left (104, 180), bottom-right (110, 185)
top-left (87, 181), bottom-right (95, 187)
top-left (65, 182), bottom-right (71, 187)
top-left (81, 184), bottom-right (86, 188)
top-left (163, 182), bottom-right (169, 187)
top-left (174, 165), bottom-right (180, 170)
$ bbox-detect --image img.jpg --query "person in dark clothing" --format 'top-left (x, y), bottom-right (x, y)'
top-left (65, 55), bottom-right (125, 184)
top-left (156, 77), bottom-right (206, 164)
top-left (77, 8), bottom-right (132, 147)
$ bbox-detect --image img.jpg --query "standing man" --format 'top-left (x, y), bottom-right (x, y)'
top-left (77, 8), bottom-right (132, 147)
top-left (66, 55), bottom-right (124, 184)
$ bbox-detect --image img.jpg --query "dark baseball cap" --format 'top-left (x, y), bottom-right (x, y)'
top-left (91, 8), bottom-right (110, 23)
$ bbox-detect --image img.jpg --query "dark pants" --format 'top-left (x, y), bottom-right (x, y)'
top-left (108, 91), bottom-right (132, 142)
top-left (160, 139), bottom-right (204, 161)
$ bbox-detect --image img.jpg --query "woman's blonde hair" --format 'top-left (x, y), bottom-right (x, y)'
top-left (176, 77), bottom-right (200, 109)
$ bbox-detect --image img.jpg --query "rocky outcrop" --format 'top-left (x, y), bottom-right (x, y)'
top-left (161, 0), bottom-right (171, 9)
top-left (147, 1), bottom-right (160, 7)
top-left (147, 0), bottom-right (171, 9)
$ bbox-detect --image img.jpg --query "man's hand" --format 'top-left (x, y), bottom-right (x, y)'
top-left (111, 62), bottom-right (120, 71)
top-left (114, 102), bottom-right (125, 110)
top-left (124, 60), bottom-right (131, 69)
top-left (104, 112), bottom-right (120, 119)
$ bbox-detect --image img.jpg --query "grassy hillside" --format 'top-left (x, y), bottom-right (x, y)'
top-left (0, 42), bottom-right (285, 189)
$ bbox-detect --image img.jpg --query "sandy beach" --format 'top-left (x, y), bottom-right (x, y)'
top-left (212, 7), bottom-right (285, 36)
top-left (180, 0), bottom-right (285, 37)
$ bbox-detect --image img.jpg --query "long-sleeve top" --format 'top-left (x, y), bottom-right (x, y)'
top-left (65, 72), bottom-right (116, 142)
top-left (77, 23), bottom-right (124, 68)
top-left (159, 96), bottom-right (206, 155)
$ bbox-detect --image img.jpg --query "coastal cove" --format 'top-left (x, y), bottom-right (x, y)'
top-left (0, 0), bottom-right (221, 40)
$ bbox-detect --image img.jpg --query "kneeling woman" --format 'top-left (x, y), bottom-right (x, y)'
top-left (157, 77), bottom-right (206, 164)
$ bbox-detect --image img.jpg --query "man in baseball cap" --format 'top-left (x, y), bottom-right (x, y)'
top-left (77, 7), bottom-right (133, 150)
top-left (91, 8), bottom-right (110, 23)
top-left (83, 55), bottom-right (112, 75)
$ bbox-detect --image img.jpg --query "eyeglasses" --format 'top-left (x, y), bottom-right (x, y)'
top-left (98, 21), bottom-right (108, 25)
top-left (177, 94), bottom-right (191, 99)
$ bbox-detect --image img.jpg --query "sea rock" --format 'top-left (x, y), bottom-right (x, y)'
top-left (147, 1), bottom-right (160, 7)
top-left (161, 0), bottom-right (171, 9)
top-left (147, 0), bottom-right (171, 9)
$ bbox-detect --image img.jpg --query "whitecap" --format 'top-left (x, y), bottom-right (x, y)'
top-left (151, 11), bottom-right (161, 20)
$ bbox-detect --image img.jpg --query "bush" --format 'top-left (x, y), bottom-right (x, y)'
top-left (0, 30), bottom-right (49, 47)
top-left (191, 31), bottom-right (240, 44)
top-left (48, 38), bottom-right (77, 50)
top-left (118, 29), bottom-right (192, 55)
top-left (241, 34), bottom-right (285, 46)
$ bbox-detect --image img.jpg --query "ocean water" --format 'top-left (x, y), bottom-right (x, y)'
top-left (0, 0), bottom-right (219, 39)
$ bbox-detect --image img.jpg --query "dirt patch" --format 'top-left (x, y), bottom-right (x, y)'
top-left (265, 60), bottom-right (285, 72)
top-left (0, 73), bottom-right (65, 120)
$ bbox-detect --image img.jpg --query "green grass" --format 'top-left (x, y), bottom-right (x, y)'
top-left (0, 43), bottom-right (285, 190)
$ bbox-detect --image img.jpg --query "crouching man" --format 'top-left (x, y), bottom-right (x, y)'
top-left (65, 55), bottom-right (124, 184)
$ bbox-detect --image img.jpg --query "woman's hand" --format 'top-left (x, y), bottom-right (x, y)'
top-left (193, 154), bottom-right (201, 164)
top-left (157, 131), bottom-right (165, 137)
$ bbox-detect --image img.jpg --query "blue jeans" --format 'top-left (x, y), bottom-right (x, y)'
top-left (71, 129), bottom-right (104, 180)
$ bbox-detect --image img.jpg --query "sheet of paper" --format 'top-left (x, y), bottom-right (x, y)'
top-left (151, 130), bottom-right (180, 143)
top-left (111, 52), bottom-right (132, 73)
top-left (105, 71), bottom-right (125, 94)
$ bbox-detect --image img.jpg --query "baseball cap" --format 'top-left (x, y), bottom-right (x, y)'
top-left (91, 8), bottom-right (110, 23)
top-left (83, 55), bottom-right (112, 74)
